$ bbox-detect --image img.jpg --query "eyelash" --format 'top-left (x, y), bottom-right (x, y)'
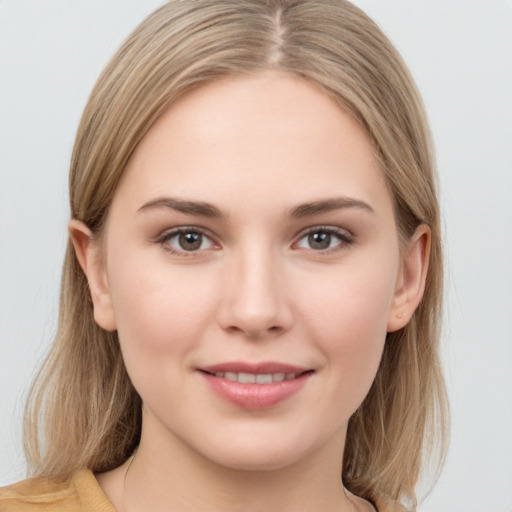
top-left (155, 226), bottom-right (218, 257)
top-left (294, 226), bottom-right (354, 254)
top-left (155, 225), bottom-right (354, 257)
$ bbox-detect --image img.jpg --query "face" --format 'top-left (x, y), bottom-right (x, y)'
top-left (74, 71), bottom-right (426, 472)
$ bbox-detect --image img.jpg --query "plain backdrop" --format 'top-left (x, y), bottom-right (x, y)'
top-left (1, 1), bottom-right (511, 511)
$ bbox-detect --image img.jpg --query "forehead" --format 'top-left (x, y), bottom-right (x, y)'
top-left (115, 71), bottom-right (392, 217)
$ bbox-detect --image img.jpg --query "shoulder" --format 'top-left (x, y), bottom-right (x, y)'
top-left (0, 470), bottom-right (115, 512)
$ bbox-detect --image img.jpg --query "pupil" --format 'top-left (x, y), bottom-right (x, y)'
top-left (309, 232), bottom-right (331, 250)
top-left (179, 232), bottom-right (202, 251)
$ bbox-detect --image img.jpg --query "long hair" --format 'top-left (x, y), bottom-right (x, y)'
top-left (24, 1), bottom-right (448, 508)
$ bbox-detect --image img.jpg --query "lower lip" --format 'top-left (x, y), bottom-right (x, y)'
top-left (200, 372), bottom-right (312, 410)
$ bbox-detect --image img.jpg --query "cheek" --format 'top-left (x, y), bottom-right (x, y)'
top-left (299, 261), bottom-right (397, 404)
top-left (303, 256), bottom-right (396, 338)
top-left (106, 251), bottom-right (217, 371)
top-left (106, 260), bottom-right (223, 416)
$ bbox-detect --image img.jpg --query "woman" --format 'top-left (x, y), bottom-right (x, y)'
top-left (0, 1), bottom-right (448, 510)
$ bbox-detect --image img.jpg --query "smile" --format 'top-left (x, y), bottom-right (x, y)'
top-left (198, 362), bottom-right (314, 409)
top-left (207, 371), bottom-right (299, 384)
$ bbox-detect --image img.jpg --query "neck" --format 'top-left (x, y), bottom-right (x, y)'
top-left (110, 421), bottom-right (361, 512)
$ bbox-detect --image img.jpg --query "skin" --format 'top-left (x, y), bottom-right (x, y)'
top-left (71, 71), bottom-right (430, 512)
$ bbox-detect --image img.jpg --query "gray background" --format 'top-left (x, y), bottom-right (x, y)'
top-left (1, 1), bottom-right (511, 510)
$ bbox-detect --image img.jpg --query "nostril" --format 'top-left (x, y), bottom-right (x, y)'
top-left (224, 323), bottom-right (283, 339)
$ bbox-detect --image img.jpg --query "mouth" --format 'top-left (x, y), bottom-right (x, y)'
top-left (197, 362), bottom-right (314, 409)
top-left (200, 369), bottom-right (313, 384)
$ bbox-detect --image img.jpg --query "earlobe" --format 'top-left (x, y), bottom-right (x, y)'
top-left (68, 219), bottom-right (117, 332)
top-left (387, 224), bottom-right (431, 333)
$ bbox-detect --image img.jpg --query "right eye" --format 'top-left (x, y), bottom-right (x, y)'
top-left (157, 228), bottom-right (217, 256)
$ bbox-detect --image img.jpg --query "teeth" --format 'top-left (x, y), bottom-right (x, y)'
top-left (256, 374), bottom-right (272, 384)
top-left (238, 372), bottom-right (256, 384)
top-left (225, 372), bottom-right (237, 382)
top-left (212, 371), bottom-right (297, 384)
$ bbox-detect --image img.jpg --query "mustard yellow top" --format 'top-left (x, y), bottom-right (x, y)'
top-left (0, 470), bottom-right (398, 511)
top-left (0, 470), bottom-right (115, 512)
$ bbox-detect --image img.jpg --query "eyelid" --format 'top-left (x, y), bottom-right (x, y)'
top-left (153, 224), bottom-right (354, 257)
top-left (292, 225), bottom-right (355, 252)
top-left (154, 226), bottom-right (220, 257)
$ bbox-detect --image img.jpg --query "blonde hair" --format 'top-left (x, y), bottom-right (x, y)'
top-left (24, 0), bottom-right (448, 508)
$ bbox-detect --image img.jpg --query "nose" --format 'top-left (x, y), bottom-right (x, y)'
top-left (216, 247), bottom-right (293, 340)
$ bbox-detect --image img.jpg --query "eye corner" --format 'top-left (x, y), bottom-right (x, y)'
top-left (292, 225), bottom-right (355, 254)
top-left (155, 226), bottom-right (220, 258)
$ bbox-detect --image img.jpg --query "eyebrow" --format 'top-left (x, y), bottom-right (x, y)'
top-left (288, 197), bottom-right (375, 218)
top-left (137, 195), bottom-right (374, 220)
top-left (138, 197), bottom-right (226, 219)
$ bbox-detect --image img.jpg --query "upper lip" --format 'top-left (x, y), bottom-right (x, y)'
top-left (199, 361), bottom-right (312, 375)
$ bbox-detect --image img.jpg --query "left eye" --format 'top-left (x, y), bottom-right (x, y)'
top-left (295, 229), bottom-right (351, 251)
top-left (161, 229), bottom-right (215, 253)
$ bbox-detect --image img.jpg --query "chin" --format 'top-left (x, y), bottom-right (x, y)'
top-left (207, 446), bottom-right (308, 472)
top-left (190, 422), bottom-right (342, 474)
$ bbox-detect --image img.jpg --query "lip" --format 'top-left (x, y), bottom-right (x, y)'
top-left (200, 361), bottom-right (310, 375)
top-left (198, 361), bottom-right (314, 410)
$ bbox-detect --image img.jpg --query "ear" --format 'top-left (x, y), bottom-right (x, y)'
top-left (68, 219), bottom-right (117, 332)
top-left (387, 224), bottom-right (431, 332)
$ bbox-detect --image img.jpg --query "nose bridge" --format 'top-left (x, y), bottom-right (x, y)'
top-left (218, 240), bottom-right (292, 338)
